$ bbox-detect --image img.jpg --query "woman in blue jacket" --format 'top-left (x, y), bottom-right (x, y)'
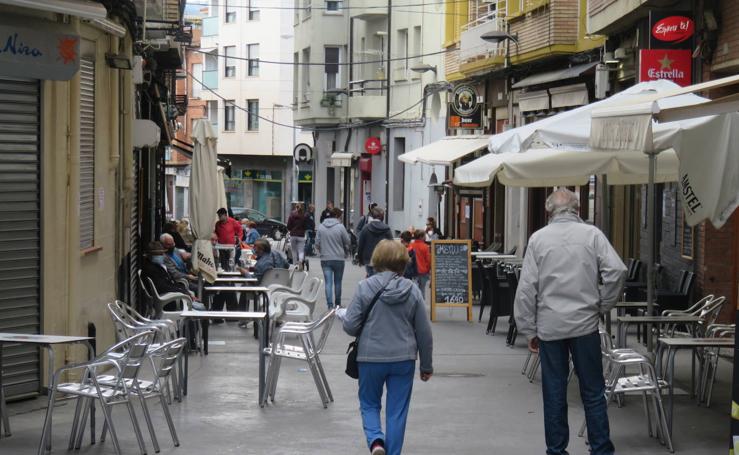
top-left (341, 240), bottom-right (433, 455)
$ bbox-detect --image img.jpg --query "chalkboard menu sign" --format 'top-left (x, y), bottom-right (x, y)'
top-left (430, 240), bottom-right (473, 322)
top-left (681, 214), bottom-right (694, 259)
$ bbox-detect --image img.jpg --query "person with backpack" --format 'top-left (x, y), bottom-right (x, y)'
top-left (316, 207), bottom-right (351, 309)
top-left (357, 207), bottom-right (393, 277)
top-left (356, 202), bottom-right (378, 233)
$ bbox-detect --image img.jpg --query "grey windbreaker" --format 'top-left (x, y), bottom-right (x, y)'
top-left (316, 218), bottom-right (351, 261)
top-left (342, 271), bottom-right (433, 373)
top-left (514, 212), bottom-right (627, 342)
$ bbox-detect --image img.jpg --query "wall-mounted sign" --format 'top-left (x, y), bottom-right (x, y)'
top-left (0, 17), bottom-right (80, 81)
top-left (242, 169), bottom-right (279, 180)
top-left (293, 143), bottom-right (313, 163)
top-left (649, 12), bottom-right (694, 49)
top-left (449, 84), bottom-right (482, 129)
top-left (639, 49), bottom-right (692, 87)
top-left (298, 171), bottom-right (313, 183)
top-left (364, 136), bottom-right (382, 155)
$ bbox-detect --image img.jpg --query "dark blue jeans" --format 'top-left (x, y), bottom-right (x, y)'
top-left (320, 260), bottom-right (345, 308)
top-left (539, 331), bottom-right (614, 455)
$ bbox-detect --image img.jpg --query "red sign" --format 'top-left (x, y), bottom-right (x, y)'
top-left (651, 16), bottom-right (694, 44)
top-left (364, 137), bottom-right (382, 155)
top-left (639, 49), bottom-right (692, 87)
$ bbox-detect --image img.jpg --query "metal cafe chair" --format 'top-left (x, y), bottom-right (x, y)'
top-left (39, 331), bottom-right (154, 455)
top-left (263, 309), bottom-right (336, 407)
top-left (700, 324), bottom-right (735, 407)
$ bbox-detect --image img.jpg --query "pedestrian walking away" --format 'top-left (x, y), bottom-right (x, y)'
top-left (356, 207), bottom-right (393, 277)
top-left (356, 202), bottom-right (378, 234)
top-left (514, 188), bottom-right (627, 455)
top-left (287, 203), bottom-right (308, 269)
top-left (339, 240), bottom-right (433, 455)
top-left (320, 200), bottom-right (335, 223)
top-left (409, 230), bottom-right (430, 297)
top-left (316, 207), bottom-right (351, 309)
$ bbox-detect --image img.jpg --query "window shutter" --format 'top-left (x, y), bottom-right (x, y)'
top-left (79, 59), bottom-right (95, 249)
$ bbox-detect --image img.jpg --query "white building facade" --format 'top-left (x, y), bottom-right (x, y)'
top-left (293, 0), bottom-right (448, 234)
top-left (199, 0), bottom-right (299, 221)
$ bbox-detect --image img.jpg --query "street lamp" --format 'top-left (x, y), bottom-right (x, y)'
top-left (481, 24), bottom-right (518, 130)
top-left (410, 63), bottom-right (437, 75)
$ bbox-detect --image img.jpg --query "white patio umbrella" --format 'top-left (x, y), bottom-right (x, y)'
top-left (216, 166), bottom-right (228, 213)
top-left (189, 119), bottom-right (219, 283)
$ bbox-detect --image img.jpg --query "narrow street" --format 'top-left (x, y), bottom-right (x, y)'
top-left (2, 259), bottom-right (729, 454)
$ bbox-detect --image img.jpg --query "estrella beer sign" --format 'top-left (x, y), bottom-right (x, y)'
top-left (639, 49), bottom-right (692, 87)
top-left (449, 84), bottom-right (482, 129)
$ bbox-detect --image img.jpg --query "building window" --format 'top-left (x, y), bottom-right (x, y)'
top-left (205, 50), bottom-right (217, 71)
top-left (304, 0), bottom-right (312, 18)
top-left (80, 58), bottom-right (95, 249)
top-left (192, 63), bottom-right (202, 98)
top-left (326, 0), bottom-right (341, 12)
top-left (393, 137), bottom-right (405, 210)
top-left (293, 52), bottom-right (299, 105)
top-left (412, 26), bottom-right (421, 66)
top-left (248, 0), bottom-right (260, 20)
top-left (324, 46), bottom-right (340, 90)
top-left (247, 43), bottom-right (259, 76)
top-left (294, 0), bottom-right (300, 24)
top-left (206, 100), bottom-right (218, 129)
top-left (224, 46), bottom-right (236, 77)
top-left (247, 99), bottom-right (259, 131)
top-left (224, 101), bottom-right (235, 131)
top-left (225, 0), bottom-right (236, 22)
top-left (396, 28), bottom-right (408, 80)
top-left (301, 47), bottom-right (311, 102)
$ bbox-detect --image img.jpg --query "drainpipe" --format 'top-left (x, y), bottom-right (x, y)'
top-left (384, 0), bottom-right (392, 226)
top-left (343, 128), bottom-right (353, 227)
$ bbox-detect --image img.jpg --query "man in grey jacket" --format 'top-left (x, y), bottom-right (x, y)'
top-left (316, 208), bottom-right (351, 308)
top-left (514, 188), bottom-right (626, 455)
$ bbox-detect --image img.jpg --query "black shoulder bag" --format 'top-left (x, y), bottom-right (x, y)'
top-left (345, 279), bottom-right (391, 379)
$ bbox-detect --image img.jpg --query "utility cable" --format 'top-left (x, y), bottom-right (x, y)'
top-left (190, 47), bottom-right (453, 66)
top-left (187, 70), bottom-right (436, 132)
top-left (188, 0), bottom-right (467, 11)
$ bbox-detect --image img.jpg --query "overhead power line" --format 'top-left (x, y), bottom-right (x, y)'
top-left (187, 70), bottom-right (434, 132)
top-left (190, 47), bottom-right (453, 66)
top-left (188, 0), bottom-right (466, 11)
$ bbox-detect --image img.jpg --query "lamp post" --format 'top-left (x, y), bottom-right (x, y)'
top-left (481, 25), bottom-right (519, 129)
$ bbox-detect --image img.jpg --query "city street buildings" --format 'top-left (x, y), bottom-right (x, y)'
top-left (199, 0), bottom-right (301, 222)
top-left (293, 0), bottom-right (448, 232)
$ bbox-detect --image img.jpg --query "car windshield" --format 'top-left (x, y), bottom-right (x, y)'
top-left (245, 209), bottom-right (266, 222)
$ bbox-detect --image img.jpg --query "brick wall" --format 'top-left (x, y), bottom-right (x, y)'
top-left (711, 0), bottom-right (739, 69)
top-left (697, 212), bottom-right (738, 322)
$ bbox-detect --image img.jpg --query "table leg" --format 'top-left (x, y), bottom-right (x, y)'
top-left (0, 343), bottom-right (9, 437)
top-left (83, 341), bottom-right (96, 445)
top-left (203, 317), bottom-right (209, 355)
top-left (667, 347), bottom-right (677, 437)
top-left (44, 346), bottom-right (54, 451)
top-left (183, 319), bottom-right (190, 396)
top-left (259, 311), bottom-right (267, 408)
top-left (253, 293), bottom-right (260, 340)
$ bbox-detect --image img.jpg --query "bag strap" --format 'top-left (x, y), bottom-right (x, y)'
top-left (357, 275), bottom-right (395, 338)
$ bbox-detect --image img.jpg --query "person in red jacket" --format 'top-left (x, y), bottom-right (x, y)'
top-left (409, 229), bottom-right (431, 297)
top-left (214, 208), bottom-right (242, 271)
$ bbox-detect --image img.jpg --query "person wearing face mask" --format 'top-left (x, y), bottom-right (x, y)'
top-left (160, 233), bottom-right (198, 292)
top-left (141, 241), bottom-right (205, 311)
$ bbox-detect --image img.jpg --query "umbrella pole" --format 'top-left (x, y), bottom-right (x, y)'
top-left (646, 152), bottom-right (656, 354)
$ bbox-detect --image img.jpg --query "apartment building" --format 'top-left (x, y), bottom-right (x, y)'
top-left (293, 0), bottom-right (448, 233)
top-left (199, 0), bottom-right (298, 221)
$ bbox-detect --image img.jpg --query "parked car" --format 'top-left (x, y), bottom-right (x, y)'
top-left (230, 207), bottom-right (287, 240)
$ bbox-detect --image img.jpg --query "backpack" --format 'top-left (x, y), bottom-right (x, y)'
top-left (404, 249), bottom-right (419, 279)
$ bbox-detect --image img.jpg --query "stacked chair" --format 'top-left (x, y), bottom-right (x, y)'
top-left (263, 309), bottom-right (336, 407)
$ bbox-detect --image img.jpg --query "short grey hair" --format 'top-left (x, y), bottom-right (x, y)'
top-left (371, 207), bottom-right (385, 221)
top-left (545, 188), bottom-right (579, 216)
top-left (159, 233), bottom-right (174, 243)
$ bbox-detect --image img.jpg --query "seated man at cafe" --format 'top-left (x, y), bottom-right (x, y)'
top-left (239, 238), bottom-right (288, 283)
top-left (141, 241), bottom-right (205, 315)
top-left (160, 233), bottom-right (198, 292)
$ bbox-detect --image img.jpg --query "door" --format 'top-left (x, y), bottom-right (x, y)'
top-left (0, 77), bottom-right (42, 397)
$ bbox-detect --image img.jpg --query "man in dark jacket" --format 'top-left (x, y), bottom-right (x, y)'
top-left (319, 200), bottom-right (334, 223)
top-left (356, 207), bottom-right (393, 277)
top-left (140, 241), bottom-right (204, 315)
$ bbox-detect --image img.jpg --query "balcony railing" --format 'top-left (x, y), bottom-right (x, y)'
top-left (348, 79), bottom-right (386, 119)
top-left (460, 13), bottom-right (505, 62)
top-left (202, 70), bottom-right (218, 89)
top-left (203, 16), bottom-right (219, 37)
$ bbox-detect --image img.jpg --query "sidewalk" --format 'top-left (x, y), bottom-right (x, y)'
top-left (1, 258), bottom-right (731, 454)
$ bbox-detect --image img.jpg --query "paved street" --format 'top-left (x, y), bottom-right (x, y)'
top-left (1, 259), bottom-right (731, 454)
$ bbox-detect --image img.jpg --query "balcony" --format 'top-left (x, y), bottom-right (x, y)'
top-left (349, 0), bottom-right (388, 20)
top-left (203, 16), bottom-right (219, 37)
top-left (460, 13), bottom-right (505, 63)
top-left (202, 70), bottom-right (218, 90)
top-left (348, 79), bottom-right (386, 119)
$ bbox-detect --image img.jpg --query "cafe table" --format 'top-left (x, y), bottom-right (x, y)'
top-left (180, 311), bottom-right (268, 406)
top-left (202, 286), bottom-right (270, 343)
top-left (615, 315), bottom-right (701, 348)
top-left (0, 333), bottom-right (95, 445)
top-left (656, 336), bottom-right (735, 436)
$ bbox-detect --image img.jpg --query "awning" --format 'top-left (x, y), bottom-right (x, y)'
top-left (512, 62), bottom-right (598, 89)
top-left (329, 152), bottom-right (353, 167)
top-left (0, 0), bottom-right (108, 20)
top-left (550, 83), bottom-right (589, 109)
top-left (518, 90), bottom-right (549, 113)
top-left (398, 136), bottom-right (489, 166)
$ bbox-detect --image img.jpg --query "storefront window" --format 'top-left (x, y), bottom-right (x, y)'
top-left (225, 169), bottom-right (284, 221)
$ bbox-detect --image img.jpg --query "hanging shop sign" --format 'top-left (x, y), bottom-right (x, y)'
top-left (639, 49), bottom-right (692, 87)
top-left (449, 84), bottom-right (482, 129)
top-left (293, 143), bottom-right (313, 163)
top-left (364, 136), bottom-right (382, 155)
top-left (298, 171), bottom-right (313, 183)
top-left (0, 16), bottom-right (80, 80)
top-left (649, 12), bottom-right (694, 48)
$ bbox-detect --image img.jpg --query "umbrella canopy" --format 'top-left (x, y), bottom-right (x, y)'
top-left (189, 119), bottom-right (219, 283)
top-left (216, 166), bottom-right (228, 213)
top-left (453, 80), bottom-right (709, 188)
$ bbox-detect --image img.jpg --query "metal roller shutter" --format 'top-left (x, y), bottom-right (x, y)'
top-left (0, 77), bottom-right (41, 397)
top-left (79, 59), bottom-right (95, 249)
